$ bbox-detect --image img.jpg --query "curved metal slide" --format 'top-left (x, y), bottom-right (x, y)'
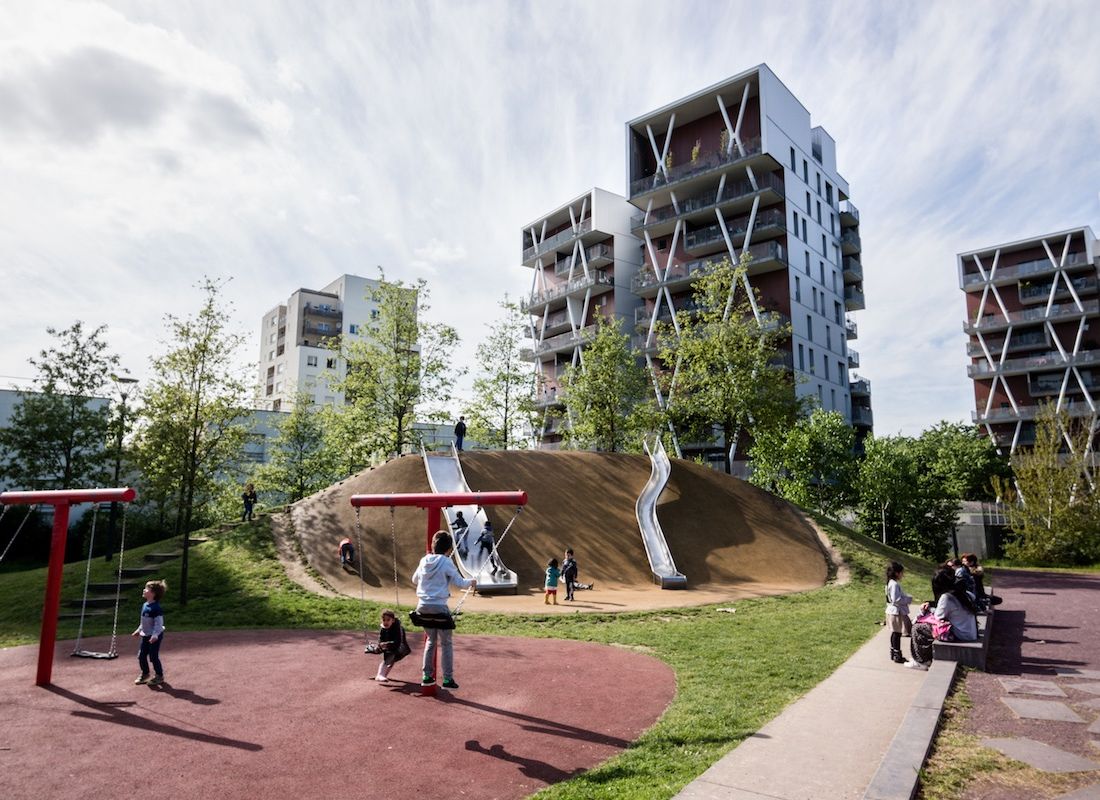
top-left (635, 436), bottom-right (687, 588)
top-left (421, 445), bottom-right (518, 592)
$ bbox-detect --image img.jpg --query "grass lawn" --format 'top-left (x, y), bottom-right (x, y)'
top-left (0, 512), bottom-right (934, 799)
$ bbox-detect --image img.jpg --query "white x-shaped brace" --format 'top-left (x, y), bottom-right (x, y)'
top-left (972, 234), bottom-right (1096, 454)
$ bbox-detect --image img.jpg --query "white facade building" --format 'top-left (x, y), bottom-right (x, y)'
top-left (257, 274), bottom-right (384, 411)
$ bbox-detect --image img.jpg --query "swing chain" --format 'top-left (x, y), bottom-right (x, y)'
top-left (388, 506), bottom-right (399, 607)
top-left (73, 503), bottom-right (101, 653)
top-left (106, 504), bottom-right (128, 657)
top-left (354, 506), bottom-right (367, 633)
top-left (0, 504), bottom-right (38, 566)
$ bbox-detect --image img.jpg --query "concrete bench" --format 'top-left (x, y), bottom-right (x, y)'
top-left (932, 610), bottom-right (993, 670)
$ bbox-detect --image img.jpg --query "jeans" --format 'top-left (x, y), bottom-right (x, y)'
top-left (564, 575), bottom-right (576, 600)
top-left (418, 604), bottom-right (454, 679)
top-left (138, 634), bottom-right (163, 677)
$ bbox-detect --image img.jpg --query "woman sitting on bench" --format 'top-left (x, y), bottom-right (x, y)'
top-left (907, 566), bottom-right (978, 670)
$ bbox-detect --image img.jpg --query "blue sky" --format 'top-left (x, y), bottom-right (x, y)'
top-left (0, 0), bottom-right (1097, 435)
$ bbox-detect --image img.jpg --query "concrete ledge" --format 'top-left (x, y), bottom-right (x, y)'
top-left (862, 661), bottom-right (959, 800)
top-left (933, 611), bottom-right (993, 670)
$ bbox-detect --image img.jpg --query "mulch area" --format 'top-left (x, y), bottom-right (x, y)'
top-left (0, 629), bottom-right (675, 800)
top-left (959, 569), bottom-right (1100, 799)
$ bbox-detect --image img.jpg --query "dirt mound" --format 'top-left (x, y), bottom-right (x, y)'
top-left (285, 451), bottom-right (827, 611)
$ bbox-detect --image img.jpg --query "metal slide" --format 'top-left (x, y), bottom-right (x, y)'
top-left (635, 436), bottom-right (687, 588)
top-left (421, 445), bottom-right (518, 592)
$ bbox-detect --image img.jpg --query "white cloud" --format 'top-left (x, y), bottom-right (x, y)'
top-left (0, 0), bottom-right (1097, 438)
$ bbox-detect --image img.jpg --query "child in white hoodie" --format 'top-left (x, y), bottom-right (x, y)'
top-left (411, 531), bottom-right (477, 689)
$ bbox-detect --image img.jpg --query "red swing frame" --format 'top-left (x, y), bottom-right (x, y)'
top-left (0, 487), bottom-right (137, 687)
top-left (349, 491), bottom-right (527, 695)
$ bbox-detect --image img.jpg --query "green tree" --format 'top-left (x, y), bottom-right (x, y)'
top-left (749, 409), bottom-right (856, 515)
top-left (466, 297), bottom-right (536, 449)
top-left (0, 322), bottom-right (118, 490)
top-left (330, 274), bottom-right (461, 461)
top-left (919, 421), bottom-right (1010, 500)
top-left (993, 404), bottom-right (1100, 565)
top-left (134, 279), bottom-right (250, 604)
top-left (656, 253), bottom-right (797, 473)
top-left (254, 394), bottom-right (331, 503)
top-left (560, 315), bottom-right (659, 452)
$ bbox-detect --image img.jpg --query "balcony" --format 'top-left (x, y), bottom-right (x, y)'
top-left (1018, 275), bottom-right (1098, 305)
top-left (845, 318), bottom-right (858, 340)
top-left (303, 303), bottom-right (342, 319)
top-left (839, 200), bottom-right (859, 228)
top-left (630, 172), bottom-right (785, 235)
top-left (960, 250), bottom-right (1091, 289)
top-left (301, 322), bottom-right (338, 337)
top-left (842, 256), bottom-right (863, 283)
top-left (1030, 373), bottom-right (1100, 397)
top-left (968, 348), bottom-right (1100, 378)
top-left (759, 310), bottom-right (791, 333)
top-left (851, 406), bottom-right (874, 427)
top-left (840, 229), bottom-right (862, 255)
top-left (534, 389), bottom-right (563, 408)
top-left (962, 299), bottom-right (1100, 334)
top-left (522, 271), bottom-right (614, 314)
top-left (966, 333), bottom-right (1048, 356)
top-left (534, 324), bottom-right (598, 356)
top-left (629, 137), bottom-right (765, 200)
top-left (631, 240), bottom-right (788, 297)
top-left (844, 284), bottom-right (866, 311)
top-left (522, 218), bottom-right (593, 264)
top-left (848, 349), bottom-right (860, 369)
top-left (850, 376), bottom-right (872, 396)
top-left (530, 310), bottom-right (572, 339)
top-left (973, 402), bottom-right (1097, 424)
top-left (682, 208), bottom-right (786, 254)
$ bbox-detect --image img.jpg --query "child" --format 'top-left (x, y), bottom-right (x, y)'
top-left (339, 537), bottom-right (355, 566)
top-left (452, 511), bottom-right (469, 559)
top-left (411, 531), bottom-right (476, 689)
top-left (544, 558), bottom-right (560, 605)
top-left (561, 548), bottom-right (578, 601)
top-left (885, 562), bottom-right (912, 665)
top-left (374, 609), bottom-right (408, 682)
top-left (131, 579), bottom-right (167, 685)
top-left (241, 482), bottom-right (258, 522)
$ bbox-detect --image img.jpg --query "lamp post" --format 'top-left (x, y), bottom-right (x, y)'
top-left (105, 374), bottom-right (138, 562)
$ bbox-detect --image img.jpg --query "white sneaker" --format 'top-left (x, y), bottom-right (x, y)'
top-left (905, 660), bottom-right (929, 671)
top-left (374, 675), bottom-right (388, 682)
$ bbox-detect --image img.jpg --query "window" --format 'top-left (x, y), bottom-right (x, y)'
top-left (816, 201), bottom-right (821, 225)
top-left (804, 251), bottom-right (810, 275)
top-left (348, 324), bottom-right (359, 335)
top-left (802, 159), bottom-right (808, 183)
top-left (269, 333), bottom-right (276, 344)
top-left (824, 359), bottom-right (830, 381)
top-left (277, 363), bottom-right (285, 374)
top-left (833, 271), bottom-right (838, 292)
top-left (826, 325), bottom-right (832, 350)
top-left (806, 315), bottom-right (813, 342)
top-left (819, 261), bottom-right (825, 283)
top-left (831, 388), bottom-right (836, 409)
top-left (370, 309), bottom-right (379, 320)
top-left (317, 322), bottom-right (330, 332)
top-left (812, 287), bottom-right (818, 312)
top-left (307, 355), bottom-right (318, 367)
top-left (816, 173), bottom-right (821, 195)
top-left (833, 245), bottom-right (840, 265)
top-left (270, 316), bottom-right (277, 328)
top-left (268, 350), bottom-right (274, 362)
top-left (822, 235), bottom-right (827, 258)
top-left (834, 301), bottom-right (842, 324)
top-left (326, 357), bottom-right (337, 369)
top-left (795, 276), bottom-right (801, 303)
top-left (792, 209), bottom-right (799, 231)
top-left (801, 219), bottom-right (807, 242)
top-left (806, 191), bottom-right (811, 213)
top-left (826, 183), bottom-right (833, 205)
top-left (838, 361), bottom-right (845, 383)
top-left (790, 147), bottom-right (796, 170)
top-left (831, 213), bottom-right (836, 235)
top-left (272, 399), bottom-right (281, 411)
top-left (275, 381), bottom-right (283, 393)
top-left (809, 348), bottom-right (816, 374)
top-left (798, 343), bottom-right (805, 371)
top-left (817, 384), bottom-right (823, 404)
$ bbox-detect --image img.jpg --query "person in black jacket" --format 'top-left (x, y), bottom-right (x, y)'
top-left (561, 548), bottom-right (579, 601)
top-left (374, 609), bottom-right (409, 682)
top-left (454, 416), bottom-right (467, 451)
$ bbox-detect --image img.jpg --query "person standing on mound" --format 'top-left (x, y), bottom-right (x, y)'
top-left (411, 531), bottom-right (476, 689)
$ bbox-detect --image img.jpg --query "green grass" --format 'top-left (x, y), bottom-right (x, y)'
top-left (0, 512), bottom-right (932, 799)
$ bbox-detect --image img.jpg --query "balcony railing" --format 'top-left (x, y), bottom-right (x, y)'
top-left (534, 324), bottom-right (598, 355)
top-left (845, 318), bottom-right (858, 339)
top-left (632, 241), bottom-right (787, 294)
top-left (963, 299), bottom-right (1100, 333)
top-left (851, 406), bottom-right (873, 427)
top-left (961, 249), bottom-right (1091, 287)
top-left (842, 256), bottom-right (863, 282)
top-left (839, 200), bottom-right (859, 226)
top-left (522, 218), bottom-right (593, 262)
top-left (840, 230), bottom-right (862, 253)
top-left (303, 304), bottom-right (342, 319)
top-left (683, 208), bottom-right (786, 252)
top-left (850, 376), bottom-right (872, 395)
top-left (973, 402), bottom-right (1098, 424)
top-left (844, 285), bottom-right (866, 310)
top-left (1018, 275), bottom-right (1097, 302)
top-left (522, 272), bottom-right (613, 311)
top-left (629, 137), bottom-right (763, 198)
top-left (848, 349), bottom-right (860, 368)
top-left (966, 335), bottom-right (1047, 356)
top-left (630, 171), bottom-right (784, 231)
top-left (301, 322), bottom-right (338, 336)
top-left (968, 349), bottom-right (1100, 377)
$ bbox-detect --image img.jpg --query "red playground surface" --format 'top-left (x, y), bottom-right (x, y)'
top-left (0, 629), bottom-right (676, 800)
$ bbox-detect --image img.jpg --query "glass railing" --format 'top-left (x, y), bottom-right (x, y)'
top-left (683, 209), bottom-right (786, 251)
top-left (303, 304), bottom-right (342, 318)
top-left (844, 286), bottom-right (865, 306)
top-left (631, 172), bottom-right (785, 231)
top-left (967, 349), bottom-right (1100, 377)
top-left (534, 324), bottom-right (598, 355)
top-left (972, 402), bottom-right (1098, 423)
top-left (632, 241), bottom-right (786, 293)
top-left (1018, 275), bottom-right (1097, 301)
top-left (522, 272), bottom-right (613, 311)
top-left (960, 249), bottom-right (1091, 287)
top-left (842, 256), bottom-right (863, 278)
top-left (840, 230), bottom-right (861, 249)
top-left (522, 218), bottom-right (593, 262)
top-left (963, 299), bottom-right (1100, 331)
top-left (848, 349), bottom-right (860, 368)
top-left (840, 200), bottom-right (859, 223)
top-left (850, 376), bottom-right (872, 394)
top-left (629, 137), bottom-right (763, 197)
top-left (966, 336), bottom-right (1046, 356)
top-left (845, 318), bottom-right (858, 339)
top-left (851, 406), bottom-right (873, 426)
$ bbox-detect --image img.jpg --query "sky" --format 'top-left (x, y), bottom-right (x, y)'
top-left (1, 0), bottom-right (1098, 436)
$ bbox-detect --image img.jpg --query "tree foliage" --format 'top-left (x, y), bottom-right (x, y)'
top-left (993, 404), bottom-right (1100, 565)
top-left (0, 321), bottom-right (118, 490)
top-left (656, 253), bottom-right (798, 473)
top-left (560, 315), bottom-right (659, 453)
top-left (466, 297), bottom-right (536, 449)
top-left (919, 421), bottom-right (1010, 501)
top-left (329, 274), bottom-right (460, 464)
top-left (252, 394), bottom-right (331, 504)
top-left (133, 279), bottom-right (250, 604)
top-left (749, 409), bottom-right (856, 515)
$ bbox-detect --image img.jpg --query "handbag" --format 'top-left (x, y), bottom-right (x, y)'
top-left (915, 612), bottom-right (954, 642)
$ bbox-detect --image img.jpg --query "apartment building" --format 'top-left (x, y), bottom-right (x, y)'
top-left (520, 188), bottom-right (643, 447)
top-left (257, 274), bottom-right (383, 411)
top-left (626, 64), bottom-right (871, 462)
top-left (960, 226), bottom-right (1100, 453)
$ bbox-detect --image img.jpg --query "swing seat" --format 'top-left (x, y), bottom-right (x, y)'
top-left (409, 610), bottom-right (456, 630)
top-left (364, 642), bottom-right (382, 654)
top-left (71, 650), bottom-right (118, 659)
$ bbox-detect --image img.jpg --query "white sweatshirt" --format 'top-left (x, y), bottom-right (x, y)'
top-left (411, 553), bottom-right (473, 606)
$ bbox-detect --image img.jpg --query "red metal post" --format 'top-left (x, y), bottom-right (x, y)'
top-left (0, 487), bottom-right (137, 687)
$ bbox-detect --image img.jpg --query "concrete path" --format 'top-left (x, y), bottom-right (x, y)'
top-left (674, 626), bottom-right (928, 800)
